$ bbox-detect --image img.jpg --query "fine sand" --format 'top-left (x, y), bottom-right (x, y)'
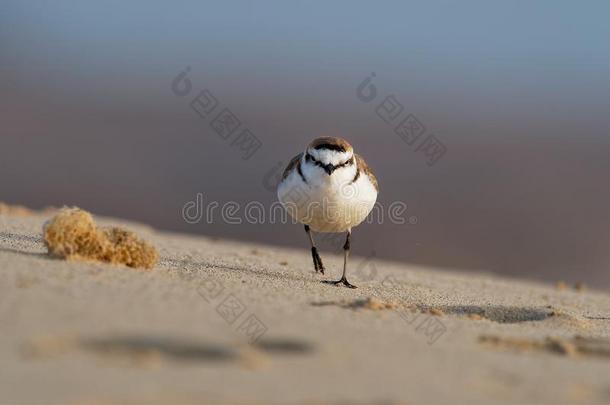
top-left (1, 211), bottom-right (610, 405)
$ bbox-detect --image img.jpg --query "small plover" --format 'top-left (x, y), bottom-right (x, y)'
top-left (277, 137), bottom-right (378, 288)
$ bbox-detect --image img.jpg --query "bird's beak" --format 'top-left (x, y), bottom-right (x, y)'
top-left (323, 164), bottom-right (335, 175)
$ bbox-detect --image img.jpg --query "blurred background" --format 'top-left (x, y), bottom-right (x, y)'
top-left (2, 1), bottom-right (609, 288)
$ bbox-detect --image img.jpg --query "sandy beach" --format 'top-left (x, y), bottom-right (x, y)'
top-left (1, 210), bottom-right (610, 405)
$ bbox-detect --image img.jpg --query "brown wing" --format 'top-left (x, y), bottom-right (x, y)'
top-left (282, 153), bottom-right (303, 180)
top-left (355, 154), bottom-right (378, 192)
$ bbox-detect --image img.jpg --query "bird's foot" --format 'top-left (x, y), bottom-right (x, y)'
top-left (311, 247), bottom-right (325, 274)
top-left (322, 277), bottom-right (357, 289)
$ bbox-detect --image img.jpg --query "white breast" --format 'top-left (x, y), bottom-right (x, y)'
top-left (277, 157), bottom-right (378, 233)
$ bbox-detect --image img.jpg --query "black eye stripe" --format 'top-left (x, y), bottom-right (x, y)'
top-left (306, 153), bottom-right (354, 173)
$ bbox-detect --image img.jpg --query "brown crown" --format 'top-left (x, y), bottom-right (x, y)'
top-left (308, 137), bottom-right (353, 153)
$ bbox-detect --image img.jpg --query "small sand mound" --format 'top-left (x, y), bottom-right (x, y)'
top-left (312, 297), bottom-right (399, 311)
top-left (354, 297), bottom-right (398, 310)
top-left (478, 335), bottom-right (610, 359)
top-left (43, 207), bottom-right (158, 269)
top-left (0, 202), bottom-right (33, 216)
top-left (479, 335), bottom-right (579, 357)
top-left (547, 308), bottom-right (593, 331)
top-left (0, 201), bottom-right (57, 216)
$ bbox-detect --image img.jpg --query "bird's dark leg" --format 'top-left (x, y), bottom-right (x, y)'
top-left (304, 225), bottom-right (324, 274)
top-left (322, 230), bottom-right (357, 288)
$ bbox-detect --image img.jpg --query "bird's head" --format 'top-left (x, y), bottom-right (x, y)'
top-left (305, 137), bottom-right (354, 175)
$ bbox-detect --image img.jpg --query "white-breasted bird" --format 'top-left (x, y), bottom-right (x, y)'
top-left (277, 137), bottom-right (378, 288)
